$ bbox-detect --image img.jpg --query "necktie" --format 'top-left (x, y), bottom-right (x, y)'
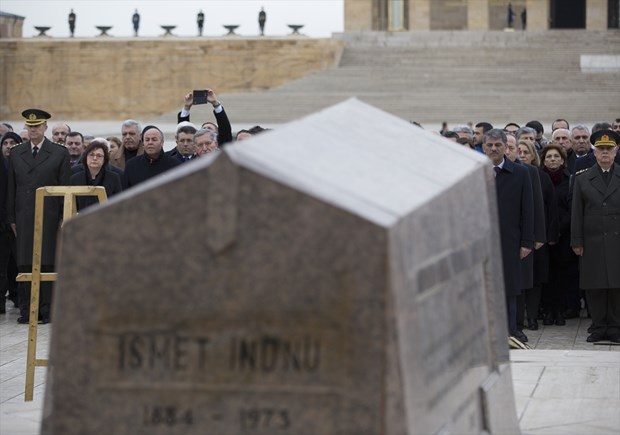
top-left (602, 171), bottom-right (610, 185)
top-left (494, 166), bottom-right (500, 177)
top-left (32, 146), bottom-right (38, 158)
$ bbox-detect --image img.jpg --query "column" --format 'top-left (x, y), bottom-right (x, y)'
top-left (344, 0), bottom-right (375, 31)
top-left (586, 0), bottom-right (607, 30)
top-left (409, 0), bottom-right (431, 30)
top-left (468, 0), bottom-right (489, 30)
top-left (525, 0), bottom-right (549, 31)
top-left (388, 0), bottom-right (406, 30)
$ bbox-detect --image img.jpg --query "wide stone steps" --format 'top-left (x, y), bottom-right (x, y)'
top-left (159, 31), bottom-right (620, 127)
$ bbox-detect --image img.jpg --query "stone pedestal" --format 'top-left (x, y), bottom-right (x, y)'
top-left (42, 99), bottom-right (520, 435)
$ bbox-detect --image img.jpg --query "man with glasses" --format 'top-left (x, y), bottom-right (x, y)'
top-left (571, 130), bottom-right (620, 343)
top-left (194, 129), bottom-right (219, 157)
top-left (483, 128), bottom-right (534, 345)
top-left (6, 109), bottom-right (71, 324)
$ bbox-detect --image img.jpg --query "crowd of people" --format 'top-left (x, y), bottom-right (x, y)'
top-left (0, 89), bottom-right (267, 323)
top-left (441, 118), bottom-right (619, 345)
top-left (1, 93), bottom-right (619, 346)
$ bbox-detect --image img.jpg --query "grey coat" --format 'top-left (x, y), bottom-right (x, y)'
top-left (6, 138), bottom-right (71, 266)
top-left (571, 163), bottom-right (620, 289)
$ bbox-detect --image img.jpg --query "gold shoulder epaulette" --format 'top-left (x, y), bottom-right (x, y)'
top-left (575, 168), bottom-right (588, 176)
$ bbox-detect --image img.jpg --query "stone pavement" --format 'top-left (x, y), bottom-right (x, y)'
top-left (1, 300), bottom-right (618, 434)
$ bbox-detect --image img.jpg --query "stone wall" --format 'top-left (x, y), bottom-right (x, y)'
top-left (0, 37), bottom-right (343, 120)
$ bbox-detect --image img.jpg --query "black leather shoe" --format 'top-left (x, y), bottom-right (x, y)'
top-left (543, 312), bottom-right (555, 325)
top-left (513, 330), bottom-right (528, 342)
top-left (527, 318), bottom-right (539, 330)
top-left (17, 316), bottom-right (30, 324)
top-left (609, 334), bottom-right (620, 344)
top-left (555, 312), bottom-right (566, 326)
top-left (586, 333), bottom-right (606, 343)
top-left (38, 316), bottom-right (51, 325)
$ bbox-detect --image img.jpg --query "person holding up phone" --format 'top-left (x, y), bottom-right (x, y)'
top-left (177, 88), bottom-right (232, 146)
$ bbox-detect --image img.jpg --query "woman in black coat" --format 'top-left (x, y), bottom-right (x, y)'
top-left (540, 144), bottom-right (578, 326)
top-left (518, 139), bottom-right (559, 329)
top-left (69, 139), bottom-right (122, 211)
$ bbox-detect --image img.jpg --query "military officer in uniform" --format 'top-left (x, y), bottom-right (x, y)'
top-left (6, 109), bottom-right (71, 324)
top-left (571, 129), bottom-right (620, 343)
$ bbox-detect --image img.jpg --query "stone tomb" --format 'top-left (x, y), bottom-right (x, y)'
top-left (42, 99), bottom-right (519, 434)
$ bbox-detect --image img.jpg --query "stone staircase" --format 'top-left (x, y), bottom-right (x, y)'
top-left (160, 31), bottom-right (620, 128)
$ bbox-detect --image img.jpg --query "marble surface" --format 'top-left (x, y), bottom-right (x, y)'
top-left (38, 100), bottom-right (514, 434)
top-left (1, 295), bottom-right (619, 434)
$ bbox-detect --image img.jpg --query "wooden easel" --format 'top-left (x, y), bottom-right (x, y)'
top-left (16, 186), bottom-right (108, 401)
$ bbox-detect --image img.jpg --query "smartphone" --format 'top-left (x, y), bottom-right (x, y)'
top-left (193, 90), bottom-right (209, 105)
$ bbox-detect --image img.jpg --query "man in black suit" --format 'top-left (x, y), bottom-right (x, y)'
top-left (166, 124), bottom-right (198, 163)
top-left (0, 148), bottom-right (8, 314)
top-left (177, 89), bottom-right (232, 146)
top-left (6, 109), bottom-right (71, 324)
top-left (483, 128), bottom-right (534, 342)
top-left (571, 130), bottom-right (620, 343)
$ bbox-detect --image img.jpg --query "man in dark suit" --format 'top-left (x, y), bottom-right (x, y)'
top-left (0, 149), bottom-right (8, 314)
top-left (483, 128), bottom-right (534, 342)
top-left (571, 129), bottom-right (620, 343)
top-left (505, 134), bottom-right (547, 337)
top-left (166, 123), bottom-right (198, 163)
top-left (177, 89), bottom-right (233, 146)
top-left (6, 109), bottom-right (71, 324)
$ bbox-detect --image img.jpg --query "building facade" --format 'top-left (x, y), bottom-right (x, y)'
top-left (0, 11), bottom-right (24, 38)
top-left (345, 0), bottom-right (619, 32)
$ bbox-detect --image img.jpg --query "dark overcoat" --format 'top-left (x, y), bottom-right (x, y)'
top-left (520, 163), bottom-right (546, 289)
top-left (69, 168), bottom-right (122, 211)
top-left (571, 163), bottom-right (620, 289)
top-left (534, 168), bottom-right (558, 284)
top-left (6, 139), bottom-right (71, 266)
top-left (495, 157), bottom-right (535, 296)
